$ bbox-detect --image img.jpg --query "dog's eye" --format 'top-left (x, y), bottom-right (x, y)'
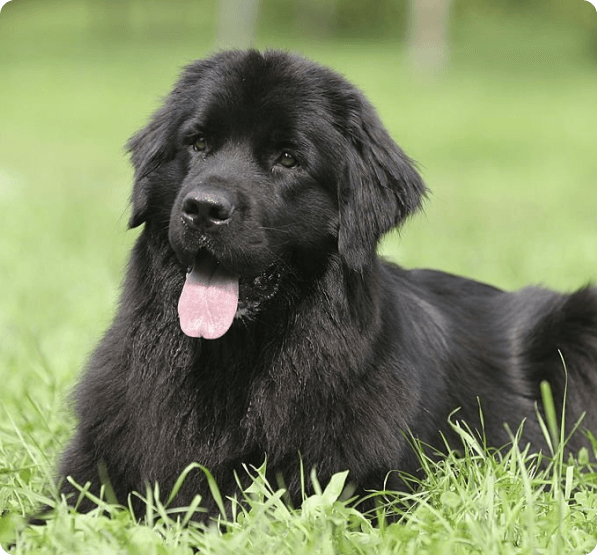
top-left (192, 137), bottom-right (208, 152)
top-left (277, 152), bottom-right (298, 169)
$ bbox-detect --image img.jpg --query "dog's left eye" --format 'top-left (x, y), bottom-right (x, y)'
top-left (192, 137), bottom-right (208, 152)
top-left (277, 152), bottom-right (298, 169)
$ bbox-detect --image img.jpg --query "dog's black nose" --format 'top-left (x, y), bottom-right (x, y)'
top-left (182, 190), bottom-right (235, 230)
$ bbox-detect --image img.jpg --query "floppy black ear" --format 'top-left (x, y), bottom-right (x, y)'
top-left (126, 104), bottom-right (179, 229)
top-left (338, 96), bottom-right (427, 272)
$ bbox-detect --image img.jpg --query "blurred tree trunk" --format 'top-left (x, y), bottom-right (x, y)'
top-left (407, 0), bottom-right (452, 75)
top-left (215, 0), bottom-right (261, 49)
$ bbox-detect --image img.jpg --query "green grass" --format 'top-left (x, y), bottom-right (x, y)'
top-left (1, 1), bottom-right (597, 553)
top-left (4, 411), bottom-right (597, 554)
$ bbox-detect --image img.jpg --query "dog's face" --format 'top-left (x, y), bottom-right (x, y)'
top-left (127, 50), bottom-right (426, 338)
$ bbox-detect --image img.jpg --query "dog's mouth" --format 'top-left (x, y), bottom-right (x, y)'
top-left (177, 250), bottom-right (282, 339)
top-left (178, 252), bottom-right (240, 339)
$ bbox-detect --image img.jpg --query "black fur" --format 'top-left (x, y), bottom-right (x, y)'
top-left (57, 50), bottom-right (597, 519)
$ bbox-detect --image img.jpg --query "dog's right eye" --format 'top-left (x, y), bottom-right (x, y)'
top-left (192, 137), bottom-right (208, 152)
top-left (277, 152), bottom-right (298, 169)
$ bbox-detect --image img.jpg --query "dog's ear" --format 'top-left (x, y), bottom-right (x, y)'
top-left (338, 95), bottom-right (427, 272)
top-left (126, 104), bottom-right (179, 229)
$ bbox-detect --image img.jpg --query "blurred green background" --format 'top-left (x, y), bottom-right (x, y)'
top-left (0, 0), bottom-right (596, 436)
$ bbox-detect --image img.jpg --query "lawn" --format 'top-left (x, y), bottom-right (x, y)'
top-left (1, 1), bottom-right (597, 553)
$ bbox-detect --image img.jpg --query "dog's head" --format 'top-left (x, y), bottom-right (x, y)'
top-left (127, 50), bottom-right (426, 338)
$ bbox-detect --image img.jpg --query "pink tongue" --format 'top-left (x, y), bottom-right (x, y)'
top-left (178, 257), bottom-right (239, 339)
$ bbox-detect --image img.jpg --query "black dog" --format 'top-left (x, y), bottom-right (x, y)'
top-left (57, 50), bottom-right (597, 519)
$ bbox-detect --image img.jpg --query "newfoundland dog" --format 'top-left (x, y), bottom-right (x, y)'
top-left (57, 50), bottom-right (597, 519)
